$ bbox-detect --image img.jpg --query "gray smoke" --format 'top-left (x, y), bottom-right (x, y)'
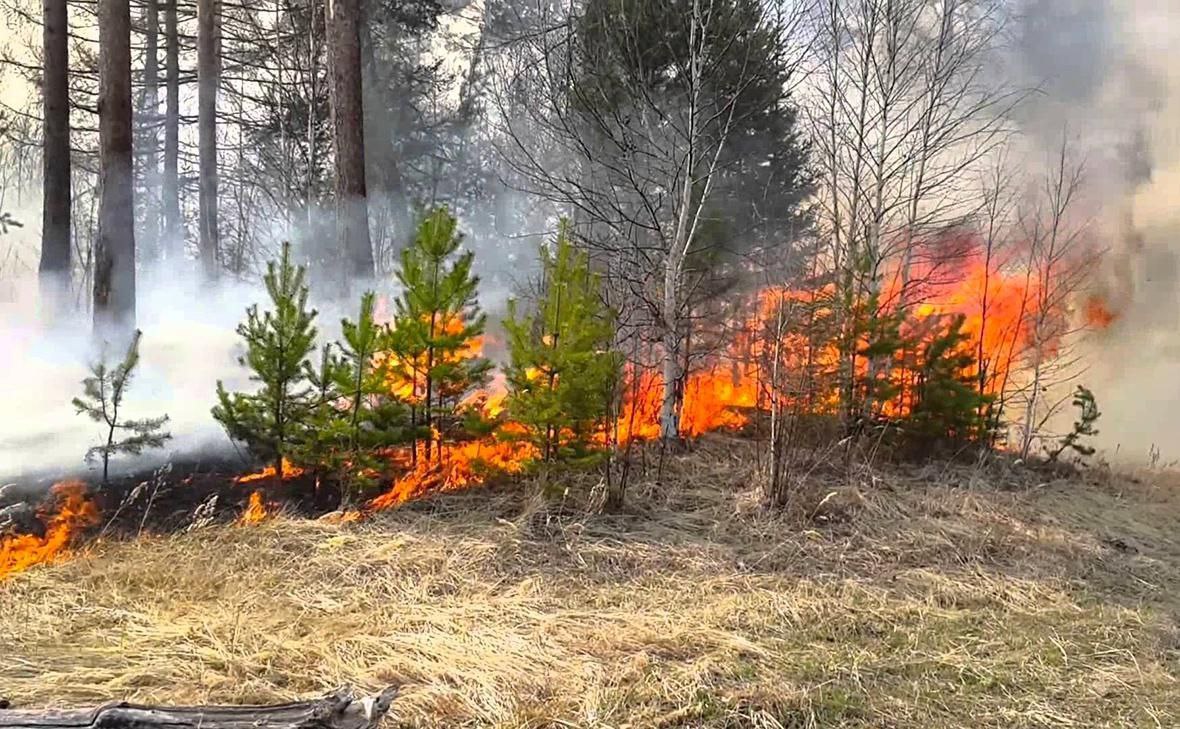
top-left (1009, 0), bottom-right (1180, 462)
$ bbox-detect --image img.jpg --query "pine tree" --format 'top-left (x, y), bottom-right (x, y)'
top-left (387, 207), bottom-right (492, 462)
top-left (906, 314), bottom-right (993, 449)
top-left (504, 221), bottom-right (620, 466)
top-left (213, 242), bottom-right (319, 476)
top-left (296, 292), bottom-right (413, 501)
top-left (73, 329), bottom-right (172, 483)
top-left (1047, 386), bottom-right (1101, 463)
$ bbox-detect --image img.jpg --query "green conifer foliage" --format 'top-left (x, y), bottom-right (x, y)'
top-left (388, 207), bottom-right (492, 461)
top-left (212, 242), bottom-right (319, 475)
top-left (504, 221), bottom-right (621, 465)
top-left (906, 314), bottom-right (993, 448)
top-left (73, 329), bottom-right (172, 483)
top-left (294, 293), bottom-right (413, 500)
top-left (1047, 385), bottom-right (1101, 463)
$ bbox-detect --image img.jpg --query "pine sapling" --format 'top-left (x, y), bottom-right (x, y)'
top-left (73, 329), bottom-right (171, 483)
top-left (504, 220), bottom-right (620, 469)
top-left (213, 242), bottom-right (319, 476)
top-left (1047, 385), bottom-right (1101, 463)
top-left (388, 207), bottom-right (492, 462)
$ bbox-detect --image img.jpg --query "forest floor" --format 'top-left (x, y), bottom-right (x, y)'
top-left (2, 437), bottom-right (1179, 728)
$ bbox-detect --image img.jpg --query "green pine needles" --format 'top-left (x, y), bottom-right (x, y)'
top-left (387, 207), bottom-right (492, 461)
top-left (73, 329), bottom-right (172, 483)
top-left (212, 242), bottom-right (319, 477)
top-left (504, 220), bottom-right (620, 466)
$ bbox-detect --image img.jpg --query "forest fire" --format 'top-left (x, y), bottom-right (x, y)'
top-left (0, 482), bottom-right (100, 580)
top-left (367, 436), bottom-right (539, 511)
top-left (236, 458), bottom-right (305, 484)
top-left (1084, 295), bottom-right (1118, 329)
top-left (238, 490), bottom-right (270, 524)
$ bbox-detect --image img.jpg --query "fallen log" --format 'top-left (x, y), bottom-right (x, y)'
top-left (0, 687), bottom-right (399, 729)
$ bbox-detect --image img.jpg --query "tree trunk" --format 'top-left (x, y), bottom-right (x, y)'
top-left (162, 0), bottom-right (180, 258)
top-left (39, 0), bottom-right (71, 310)
top-left (140, 0), bottom-right (161, 263)
top-left (658, 259), bottom-right (682, 446)
top-left (197, 0), bottom-right (220, 277)
top-left (94, 0), bottom-right (136, 332)
top-left (0, 687), bottom-right (399, 729)
top-left (328, 0), bottom-right (374, 286)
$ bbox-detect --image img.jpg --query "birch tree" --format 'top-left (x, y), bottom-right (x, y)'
top-left (496, 0), bottom-right (812, 445)
top-left (806, 0), bottom-right (1019, 424)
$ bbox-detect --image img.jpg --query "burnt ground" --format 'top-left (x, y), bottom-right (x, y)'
top-left (1, 451), bottom-right (340, 541)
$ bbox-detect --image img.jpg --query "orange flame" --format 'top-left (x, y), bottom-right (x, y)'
top-left (236, 458), bottom-right (304, 484)
top-left (238, 490), bottom-right (270, 524)
top-left (1084, 295), bottom-right (1117, 329)
top-left (367, 438), bottom-right (539, 510)
top-left (0, 481), bottom-right (100, 580)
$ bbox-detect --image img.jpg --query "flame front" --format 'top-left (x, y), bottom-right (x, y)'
top-left (287, 230), bottom-right (1092, 511)
top-left (236, 458), bottom-right (304, 484)
top-left (239, 490), bottom-right (270, 524)
top-left (0, 481), bottom-right (100, 580)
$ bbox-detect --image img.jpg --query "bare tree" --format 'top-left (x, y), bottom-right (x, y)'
top-left (805, 0), bottom-right (1020, 423)
top-left (1015, 132), bottom-right (1094, 459)
top-left (494, 0), bottom-right (812, 446)
top-left (94, 0), bottom-right (137, 331)
top-left (39, 0), bottom-right (71, 309)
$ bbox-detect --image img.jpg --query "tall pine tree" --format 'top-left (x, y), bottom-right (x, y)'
top-left (213, 242), bottom-right (319, 475)
top-left (504, 221), bottom-right (620, 465)
top-left (387, 208), bottom-right (492, 462)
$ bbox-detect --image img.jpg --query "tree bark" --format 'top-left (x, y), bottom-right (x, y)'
top-left (140, 0), bottom-right (161, 263)
top-left (328, 0), bottom-right (374, 285)
top-left (197, 0), bottom-right (220, 277)
top-left (39, 0), bottom-right (71, 308)
top-left (0, 687), bottom-right (399, 729)
top-left (162, 0), bottom-right (180, 258)
top-left (94, 0), bottom-right (137, 332)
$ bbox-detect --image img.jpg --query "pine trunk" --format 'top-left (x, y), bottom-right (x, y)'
top-left (39, 0), bottom-right (71, 307)
top-left (140, 0), bottom-right (160, 263)
top-left (328, 0), bottom-right (373, 285)
top-left (94, 0), bottom-right (136, 332)
top-left (197, 0), bottom-right (219, 277)
top-left (162, 0), bottom-right (180, 257)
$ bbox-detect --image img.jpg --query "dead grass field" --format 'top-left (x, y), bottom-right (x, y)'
top-left (2, 439), bottom-right (1179, 727)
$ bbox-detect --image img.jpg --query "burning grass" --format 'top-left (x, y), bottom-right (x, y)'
top-left (1, 440), bottom-right (1179, 727)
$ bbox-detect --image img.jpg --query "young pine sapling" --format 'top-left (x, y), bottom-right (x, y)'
top-left (212, 242), bottom-right (319, 477)
top-left (504, 220), bottom-right (620, 468)
top-left (1047, 385), bottom-right (1101, 463)
top-left (73, 329), bottom-right (172, 483)
top-left (387, 207), bottom-right (492, 462)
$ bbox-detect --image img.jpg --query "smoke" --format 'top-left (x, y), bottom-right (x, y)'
top-left (1009, 0), bottom-right (1180, 461)
top-left (0, 205), bottom-right (535, 483)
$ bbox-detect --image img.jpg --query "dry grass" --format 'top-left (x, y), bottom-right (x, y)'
top-left (2, 438), bottom-right (1180, 727)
